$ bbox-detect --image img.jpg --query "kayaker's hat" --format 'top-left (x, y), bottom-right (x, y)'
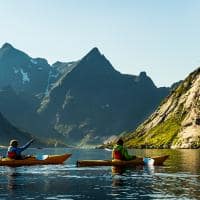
top-left (116, 138), bottom-right (124, 145)
top-left (10, 140), bottom-right (18, 147)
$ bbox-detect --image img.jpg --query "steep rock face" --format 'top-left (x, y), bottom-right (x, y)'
top-left (48, 61), bottom-right (78, 94)
top-left (173, 68), bottom-right (200, 148)
top-left (0, 43), bottom-right (51, 98)
top-left (38, 48), bottom-right (170, 145)
top-left (0, 112), bottom-right (36, 146)
top-left (0, 43), bottom-right (73, 144)
top-left (0, 86), bottom-right (44, 137)
top-left (124, 67), bottom-right (200, 149)
top-left (0, 86), bottom-right (67, 146)
top-left (0, 43), bottom-right (78, 99)
top-left (0, 111), bottom-right (47, 147)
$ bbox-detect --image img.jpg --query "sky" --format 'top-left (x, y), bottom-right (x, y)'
top-left (0, 0), bottom-right (200, 87)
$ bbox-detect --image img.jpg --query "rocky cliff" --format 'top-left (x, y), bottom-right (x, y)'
top-left (123, 67), bottom-right (200, 148)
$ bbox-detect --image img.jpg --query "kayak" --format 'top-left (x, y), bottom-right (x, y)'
top-left (0, 153), bottom-right (71, 167)
top-left (76, 155), bottom-right (169, 167)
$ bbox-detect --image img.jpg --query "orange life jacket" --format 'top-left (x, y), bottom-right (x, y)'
top-left (7, 151), bottom-right (17, 159)
top-left (113, 149), bottom-right (123, 160)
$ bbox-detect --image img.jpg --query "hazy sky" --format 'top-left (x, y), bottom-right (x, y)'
top-left (0, 0), bottom-right (200, 87)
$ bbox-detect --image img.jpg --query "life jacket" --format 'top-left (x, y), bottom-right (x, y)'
top-left (7, 151), bottom-right (17, 159)
top-left (113, 149), bottom-right (123, 159)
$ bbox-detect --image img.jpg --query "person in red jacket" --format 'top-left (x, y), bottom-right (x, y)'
top-left (7, 139), bottom-right (34, 159)
top-left (112, 138), bottom-right (136, 161)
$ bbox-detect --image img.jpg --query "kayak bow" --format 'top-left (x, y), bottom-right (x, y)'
top-left (0, 153), bottom-right (71, 167)
top-left (76, 155), bottom-right (169, 167)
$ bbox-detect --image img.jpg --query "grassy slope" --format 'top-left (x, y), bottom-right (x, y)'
top-left (126, 115), bottom-right (182, 148)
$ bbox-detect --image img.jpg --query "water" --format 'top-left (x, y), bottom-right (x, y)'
top-left (0, 148), bottom-right (200, 200)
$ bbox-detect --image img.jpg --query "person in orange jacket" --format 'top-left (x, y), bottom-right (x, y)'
top-left (112, 138), bottom-right (136, 161)
top-left (7, 139), bottom-right (34, 159)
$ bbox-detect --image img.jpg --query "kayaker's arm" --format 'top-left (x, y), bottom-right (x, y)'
top-left (18, 139), bottom-right (34, 152)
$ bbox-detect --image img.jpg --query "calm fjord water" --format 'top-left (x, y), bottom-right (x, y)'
top-left (0, 148), bottom-right (200, 200)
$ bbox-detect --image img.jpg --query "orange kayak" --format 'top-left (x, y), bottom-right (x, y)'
top-left (77, 155), bottom-right (169, 167)
top-left (0, 153), bottom-right (71, 167)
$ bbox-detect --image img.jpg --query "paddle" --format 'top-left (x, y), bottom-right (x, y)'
top-left (35, 155), bottom-right (48, 160)
top-left (143, 157), bottom-right (154, 166)
top-left (104, 148), bottom-right (112, 152)
top-left (30, 138), bottom-right (48, 160)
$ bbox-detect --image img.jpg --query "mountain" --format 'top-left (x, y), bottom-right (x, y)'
top-left (0, 42), bottom-right (79, 99)
top-left (0, 43), bottom-right (51, 100)
top-left (0, 86), bottom-right (42, 135)
top-left (0, 43), bottom-right (172, 147)
top-left (123, 67), bottom-right (200, 149)
top-left (0, 85), bottom-right (68, 147)
top-left (0, 43), bottom-right (74, 144)
top-left (38, 47), bottom-right (170, 146)
top-left (0, 112), bottom-right (43, 147)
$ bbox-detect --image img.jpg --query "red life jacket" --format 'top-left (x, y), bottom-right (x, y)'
top-left (113, 149), bottom-right (123, 160)
top-left (7, 151), bottom-right (17, 159)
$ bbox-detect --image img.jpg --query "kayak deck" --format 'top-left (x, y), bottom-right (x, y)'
top-left (0, 153), bottom-right (71, 167)
top-left (76, 155), bottom-right (169, 167)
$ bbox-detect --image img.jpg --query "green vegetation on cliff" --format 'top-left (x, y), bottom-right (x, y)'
top-left (126, 116), bottom-right (181, 148)
top-left (124, 97), bottom-right (187, 148)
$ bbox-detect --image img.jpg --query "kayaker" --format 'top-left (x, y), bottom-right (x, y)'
top-left (112, 138), bottom-right (136, 161)
top-left (7, 139), bottom-right (34, 159)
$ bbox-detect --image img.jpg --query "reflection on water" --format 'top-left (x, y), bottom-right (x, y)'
top-left (0, 148), bottom-right (199, 199)
top-left (111, 166), bottom-right (157, 200)
top-left (7, 168), bottom-right (18, 190)
top-left (178, 149), bottom-right (200, 173)
top-left (111, 164), bottom-right (200, 200)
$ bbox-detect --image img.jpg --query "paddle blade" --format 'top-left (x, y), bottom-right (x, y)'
top-left (36, 155), bottom-right (48, 160)
top-left (143, 158), bottom-right (154, 166)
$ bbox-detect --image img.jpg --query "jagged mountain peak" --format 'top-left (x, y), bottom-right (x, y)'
top-left (139, 71), bottom-right (147, 78)
top-left (133, 71), bottom-right (156, 88)
top-left (1, 42), bottom-right (14, 50)
top-left (74, 47), bottom-right (117, 74)
top-left (0, 42), bottom-right (16, 57)
top-left (0, 42), bottom-right (30, 60)
top-left (0, 42), bottom-right (53, 97)
top-left (80, 47), bottom-right (106, 64)
top-left (85, 47), bottom-right (101, 58)
top-left (0, 43), bottom-right (49, 64)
